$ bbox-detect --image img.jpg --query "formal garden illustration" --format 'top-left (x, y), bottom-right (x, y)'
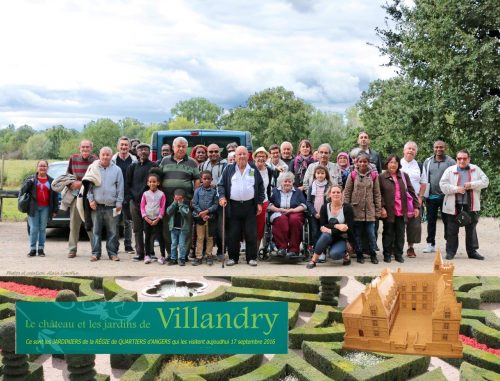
top-left (0, 273), bottom-right (498, 381)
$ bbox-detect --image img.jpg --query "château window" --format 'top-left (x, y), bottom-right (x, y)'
top-left (423, 283), bottom-right (428, 292)
top-left (442, 333), bottom-right (448, 341)
top-left (374, 330), bottom-right (379, 337)
top-left (370, 306), bottom-right (377, 316)
top-left (412, 294), bottom-right (416, 301)
top-left (373, 320), bottom-right (378, 327)
top-left (412, 284), bottom-right (416, 292)
top-left (402, 285), bottom-right (406, 292)
top-left (444, 323), bottom-right (449, 329)
top-left (444, 310), bottom-right (451, 319)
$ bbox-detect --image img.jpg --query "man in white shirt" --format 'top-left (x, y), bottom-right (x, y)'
top-left (400, 141), bottom-right (425, 258)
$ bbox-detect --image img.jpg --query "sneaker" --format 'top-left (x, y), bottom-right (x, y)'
top-left (154, 240), bottom-right (160, 247)
top-left (286, 251), bottom-right (297, 258)
top-left (248, 259), bottom-right (257, 266)
top-left (395, 255), bottom-right (404, 263)
top-left (168, 259), bottom-right (178, 266)
top-left (423, 243), bottom-right (435, 253)
top-left (226, 259), bottom-right (236, 266)
top-left (37, 249), bottom-right (45, 257)
top-left (318, 253), bottom-right (326, 263)
top-left (217, 254), bottom-right (224, 262)
top-left (406, 247), bottom-right (416, 258)
top-left (125, 246), bottom-right (135, 253)
top-left (207, 257), bottom-right (214, 266)
top-left (370, 256), bottom-right (379, 264)
top-left (192, 258), bottom-right (202, 266)
top-left (383, 256), bottom-right (391, 263)
top-left (67, 252), bottom-right (76, 258)
top-left (144, 256), bottom-right (151, 264)
top-left (277, 249), bottom-right (287, 257)
top-left (132, 255), bottom-right (144, 262)
top-left (179, 259), bottom-right (186, 266)
top-left (158, 257), bottom-right (166, 265)
top-left (27, 249), bottom-right (36, 257)
top-left (150, 255), bottom-right (158, 262)
top-left (356, 255), bottom-right (365, 264)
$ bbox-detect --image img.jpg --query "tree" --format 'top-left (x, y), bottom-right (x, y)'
top-left (119, 117), bottom-right (145, 140)
top-left (140, 122), bottom-right (168, 144)
top-left (363, 0), bottom-right (500, 215)
top-left (171, 97), bottom-right (223, 127)
top-left (168, 117), bottom-right (195, 131)
top-left (375, 0), bottom-right (499, 160)
top-left (308, 110), bottom-right (352, 153)
top-left (23, 133), bottom-right (53, 160)
top-left (59, 137), bottom-right (83, 159)
top-left (225, 87), bottom-right (314, 148)
top-left (82, 119), bottom-right (121, 153)
top-left (45, 125), bottom-right (79, 159)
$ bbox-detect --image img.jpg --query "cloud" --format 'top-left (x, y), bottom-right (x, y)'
top-left (0, 0), bottom-right (395, 130)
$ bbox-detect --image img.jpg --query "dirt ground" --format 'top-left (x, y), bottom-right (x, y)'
top-left (0, 217), bottom-right (498, 276)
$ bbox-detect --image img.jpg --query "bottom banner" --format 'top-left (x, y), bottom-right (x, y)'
top-left (15, 301), bottom-right (288, 354)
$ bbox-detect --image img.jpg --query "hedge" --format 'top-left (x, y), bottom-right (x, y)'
top-left (468, 284), bottom-right (500, 303)
top-left (225, 287), bottom-right (337, 312)
top-left (102, 277), bottom-right (137, 301)
top-left (453, 276), bottom-right (481, 292)
top-left (119, 354), bottom-right (166, 381)
top-left (289, 305), bottom-right (345, 349)
top-left (441, 344), bottom-right (500, 374)
top-left (231, 276), bottom-right (327, 294)
top-left (461, 308), bottom-right (500, 332)
top-left (0, 303), bottom-right (15, 320)
top-left (163, 286), bottom-right (229, 302)
top-left (459, 361), bottom-right (500, 381)
top-left (173, 354), bottom-right (263, 381)
top-left (456, 292), bottom-right (481, 309)
top-left (302, 341), bottom-right (430, 381)
top-left (460, 318), bottom-right (500, 349)
top-left (410, 367), bottom-right (447, 381)
top-left (231, 352), bottom-right (333, 381)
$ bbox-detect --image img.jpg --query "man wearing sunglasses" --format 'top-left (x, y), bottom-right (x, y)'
top-left (439, 149), bottom-right (489, 260)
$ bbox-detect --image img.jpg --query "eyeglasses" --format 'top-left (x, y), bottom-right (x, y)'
top-left (208, 150), bottom-right (219, 153)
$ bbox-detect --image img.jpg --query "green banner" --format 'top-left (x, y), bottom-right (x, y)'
top-left (16, 301), bottom-right (288, 354)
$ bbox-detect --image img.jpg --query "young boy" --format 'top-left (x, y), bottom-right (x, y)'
top-left (192, 171), bottom-right (218, 266)
top-left (166, 189), bottom-right (190, 266)
top-left (140, 173), bottom-right (166, 264)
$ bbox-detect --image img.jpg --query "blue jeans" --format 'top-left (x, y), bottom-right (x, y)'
top-left (28, 206), bottom-right (49, 250)
top-left (314, 232), bottom-right (347, 260)
top-left (171, 229), bottom-right (188, 260)
top-left (354, 221), bottom-right (377, 256)
top-left (91, 206), bottom-right (118, 259)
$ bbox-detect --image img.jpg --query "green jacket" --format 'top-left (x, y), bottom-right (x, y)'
top-left (166, 201), bottom-right (191, 232)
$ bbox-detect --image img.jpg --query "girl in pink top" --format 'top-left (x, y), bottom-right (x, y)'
top-left (140, 173), bottom-right (166, 264)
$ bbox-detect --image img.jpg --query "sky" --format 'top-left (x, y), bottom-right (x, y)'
top-left (0, 0), bottom-right (395, 130)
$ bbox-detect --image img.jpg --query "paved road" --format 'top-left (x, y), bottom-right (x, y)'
top-left (1, 218), bottom-right (498, 276)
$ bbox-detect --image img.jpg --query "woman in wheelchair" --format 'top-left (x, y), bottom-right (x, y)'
top-left (268, 172), bottom-right (307, 258)
top-left (306, 184), bottom-right (354, 268)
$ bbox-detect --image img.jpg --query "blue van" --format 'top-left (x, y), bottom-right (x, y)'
top-left (150, 129), bottom-right (252, 162)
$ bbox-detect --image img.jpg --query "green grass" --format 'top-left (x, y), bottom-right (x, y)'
top-left (0, 159), bottom-right (44, 187)
top-left (0, 159), bottom-right (55, 221)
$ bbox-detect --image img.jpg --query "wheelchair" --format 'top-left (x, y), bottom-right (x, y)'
top-left (258, 210), bottom-right (311, 262)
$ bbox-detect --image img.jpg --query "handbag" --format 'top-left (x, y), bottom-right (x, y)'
top-left (18, 192), bottom-right (31, 213)
top-left (456, 191), bottom-right (472, 227)
top-left (400, 172), bottom-right (415, 218)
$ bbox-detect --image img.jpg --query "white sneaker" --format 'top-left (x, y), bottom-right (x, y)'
top-left (154, 240), bottom-right (160, 247)
top-left (248, 260), bottom-right (257, 266)
top-left (423, 243), bottom-right (435, 253)
top-left (144, 255), bottom-right (151, 264)
top-left (226, 259), bottom-right (236, 266)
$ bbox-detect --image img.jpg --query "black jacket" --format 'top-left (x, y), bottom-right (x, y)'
top-left (125, 160), bottom-right (158, 203)
top-left (319, 203), bottom-right (355, 244)
top-left (20, 174), bottom-right (59, 217)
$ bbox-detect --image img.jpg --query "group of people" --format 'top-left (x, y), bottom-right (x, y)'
top-left (22, 131), bottom-right (490, 268)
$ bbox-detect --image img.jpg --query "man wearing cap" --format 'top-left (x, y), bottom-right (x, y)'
top-left (126, 143), bottom-right (158, 261)
top-left (218, 146), bottom-right (265, 266)
top-left (160, 137), bottom-right (200, 260)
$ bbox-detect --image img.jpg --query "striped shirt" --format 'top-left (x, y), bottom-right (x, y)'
top-left (67, 154), bottom-right (98, 181)
top-left (159, 155), bottom-right (200, 201)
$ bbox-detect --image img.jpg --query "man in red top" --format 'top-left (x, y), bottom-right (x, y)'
top-left (67, 139), bottom-right (98, 258)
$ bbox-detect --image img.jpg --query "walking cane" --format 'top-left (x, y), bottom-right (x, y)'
top-left (221, 204), bottom-right (226, 269)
